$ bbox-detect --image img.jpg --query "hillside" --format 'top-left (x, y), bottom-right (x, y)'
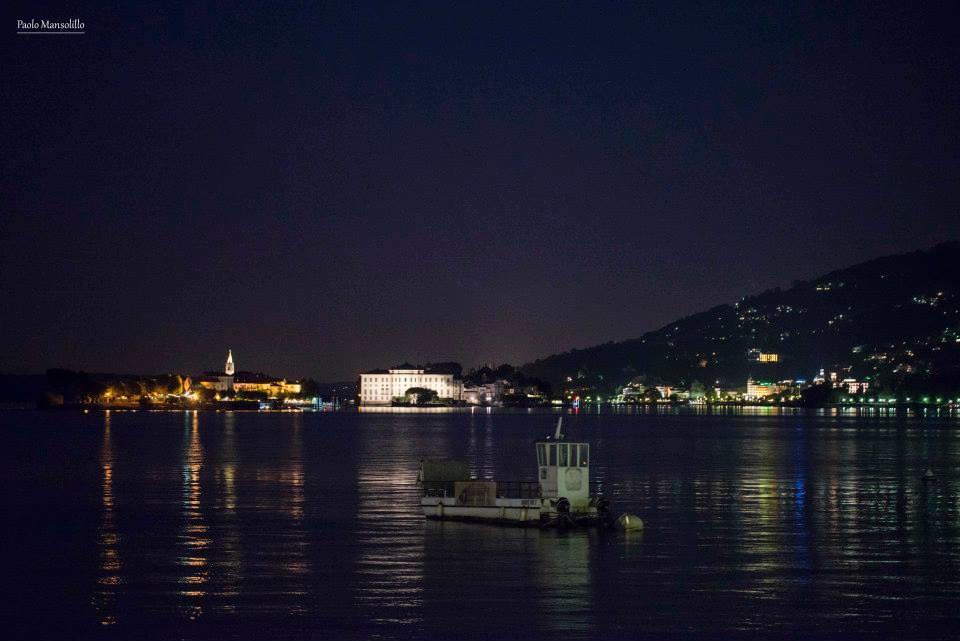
top-left (520, 242), bottom-right (960, 395)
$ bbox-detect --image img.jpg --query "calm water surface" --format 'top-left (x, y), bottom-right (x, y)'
top-left (2, 408), bottom-right (959, 640)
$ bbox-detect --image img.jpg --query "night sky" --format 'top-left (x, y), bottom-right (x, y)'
top-left (3, 2), bottom-right (959, 381)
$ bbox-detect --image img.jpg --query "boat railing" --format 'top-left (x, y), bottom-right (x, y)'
top-left (422, 480), bottom-right (541, 499)
top-left (424, 480), bottom-right (605, 500)
top-left (421, 482), bottom-right (456, 498)
top-left (495, 481), bottom-right (541, 499)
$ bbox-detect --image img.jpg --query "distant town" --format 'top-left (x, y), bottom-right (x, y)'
top-left (17, 351), bottom-right (345, 412)
top-left (1, 243), bottom-right (956, 412)
top-left (3, 346), bottom-right (956, 412)
top-left (356, 349), bottom-right (956, 410)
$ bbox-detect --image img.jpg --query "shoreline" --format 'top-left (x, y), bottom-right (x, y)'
top-left (2, 403), bottom-right (958, 416)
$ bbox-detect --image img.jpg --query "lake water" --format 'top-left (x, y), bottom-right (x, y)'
top-left (2, 408), bottom-right (960, 640)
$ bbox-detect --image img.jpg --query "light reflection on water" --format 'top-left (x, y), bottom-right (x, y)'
top-left (179, 411), bottom-right (208, 620)
top-left (466, 410), bottom-right (497, 480)
top-left (214, 411), bottom-right (240, 613)
top-left (93, 410), bottom-right (120, 626)
top-left (3, 409), bottom-right (960, 639)
top-left (280, 413), bottom-right (309, 611)
top-left (534, 531), bottom-right (593, 635)
top-left (354, 418), bottom-right (426, 630)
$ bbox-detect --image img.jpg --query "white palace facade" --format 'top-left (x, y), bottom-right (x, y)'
top-left (359, 365), bottom-right (463, 405)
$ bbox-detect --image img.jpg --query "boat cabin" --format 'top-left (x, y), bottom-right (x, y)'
top-left (418, 417), bottom-right (609, 527)
top-left (536, 440), bottom-right (590, 510)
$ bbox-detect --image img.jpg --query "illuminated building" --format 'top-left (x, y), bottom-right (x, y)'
top-left (462, 380), bottom-right (506, 406)
top-left (197, 350), bottom-right (301, 396)
top-left (746, 377), bottom-right (780, 399)
top-left (359, 364), bottom-right (463, 405)
top-left (841, 378), bottom-right (870, 394)
top-left (747, 349), bottom-right (779, 363)
top-left (812, 369), bottom-right (844, 388)
top-left (232, 374), bottom-right (302, 396)
top-left (620, 384), bottom-right (644, 402)
top-left (197, 350), bottom-right (236, 392)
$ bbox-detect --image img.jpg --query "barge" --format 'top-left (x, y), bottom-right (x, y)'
top-left (417, 417), bottom-right (612, 527)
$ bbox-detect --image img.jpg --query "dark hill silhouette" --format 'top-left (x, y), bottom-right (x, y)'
top-left (521, 242), bottom-right (960, 395)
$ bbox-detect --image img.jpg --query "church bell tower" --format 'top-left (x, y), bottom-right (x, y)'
top-left (225, 349), bottom-right (235, 376)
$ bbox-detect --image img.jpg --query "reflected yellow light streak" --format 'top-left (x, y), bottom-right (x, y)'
top-left (179, 411), bottom-right (207, 620)
top-left (93, 411), bottom-right (121, 625)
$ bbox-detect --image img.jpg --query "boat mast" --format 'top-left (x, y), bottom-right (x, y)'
top-left (554, 416), bottom-right (564, 440)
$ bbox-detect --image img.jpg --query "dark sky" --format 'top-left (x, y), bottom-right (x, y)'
top-left (3, 1), bottom-right (959, 380)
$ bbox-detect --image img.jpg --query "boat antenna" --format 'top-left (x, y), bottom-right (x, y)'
top-left (554, 416), bottom-right (564, 440)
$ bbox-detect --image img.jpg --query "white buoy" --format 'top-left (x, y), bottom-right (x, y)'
top-left (616, 513), bottom-right (644, 531)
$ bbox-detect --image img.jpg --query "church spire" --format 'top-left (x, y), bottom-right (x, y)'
top-left (225, 349), bottom-right (235, 376)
